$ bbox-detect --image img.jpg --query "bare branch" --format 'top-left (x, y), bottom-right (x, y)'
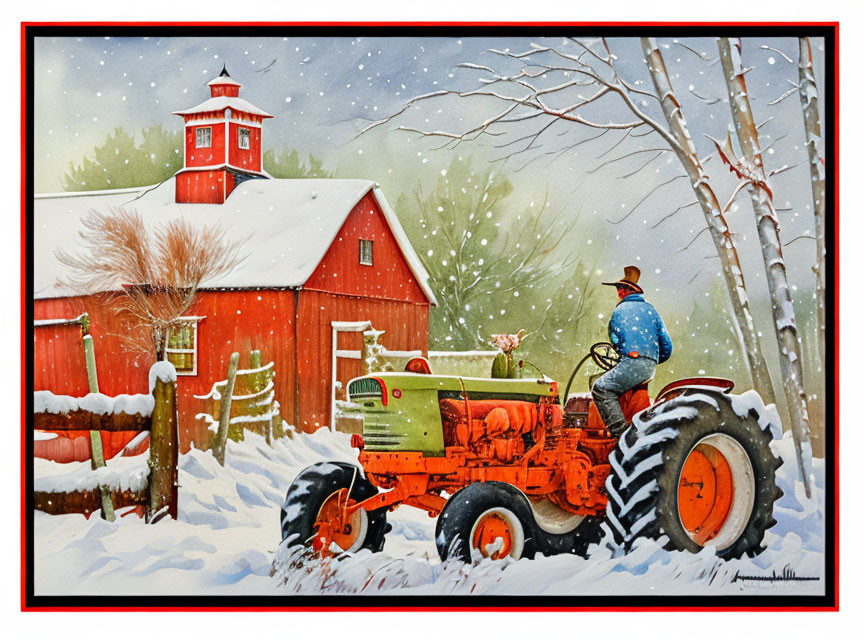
top-left (676, 226), bottom-right (710, 253)
top-left (783, 234), bottom-right (816, 247)
top-left (756, 116), bottom-right (774, 130)
top-left (608, 174), bottom-right (687, 224)
top-left (587, 147), bottom-right (670, 175)
top-left (688, 86), bottom-right (720, 105)
top-left (674, 40), bottom-right (711, 61)
top-left (617, 151), bottom-right (665, 179)
top-left (651, 199), bottom-right (699, 228)
top-left (760, 45), bottom-right (794, 63)
top-left (768, 79), bottom-right (801, 106)
top-left (768, 161), bottom-right (803, 177)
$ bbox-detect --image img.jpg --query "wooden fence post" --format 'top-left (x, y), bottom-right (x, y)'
top-left (149, 364), bottom-right (179, 522)
top-left (212, 352), bottom-right (239, 466)
top-left (80, 313), bottom-right (115, 523)
top-left (271, 400), bottom-right (286, 440)
top-left (249, 349), bottom-right (263, 389)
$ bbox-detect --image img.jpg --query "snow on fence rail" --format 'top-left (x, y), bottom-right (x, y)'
top-left (196, 350), bottom-right (286, 457)
top-left (33, 362), bottom-right (180, 522)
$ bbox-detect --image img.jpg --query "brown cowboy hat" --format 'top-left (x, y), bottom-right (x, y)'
top-left (602, 265), bottom-right (644, 294)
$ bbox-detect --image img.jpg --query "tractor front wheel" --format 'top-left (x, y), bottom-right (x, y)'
top-left (280, 461), bottom-right (387, 556)
top-left (435, 482), bottom-right (537, 562)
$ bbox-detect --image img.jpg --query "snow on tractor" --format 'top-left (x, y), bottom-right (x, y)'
top-left (280, 343), bottom-right (782, 562)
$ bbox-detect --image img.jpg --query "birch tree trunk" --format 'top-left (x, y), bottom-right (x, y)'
top-left (798, 36), bottom-right (827, 368)
top-left (640, 38), bottom-right (776, 406)
top-left (718, 37), bottom-right (814, 497)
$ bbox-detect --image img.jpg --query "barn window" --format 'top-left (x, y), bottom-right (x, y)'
top-left (359, 239), bottom-right (373, 266)
top-left (195, 127), bottom-right (212, 148)
top-left (164, 317), bottom-right (203, 375)
top-left (238, 127), bottom-right (250, 149)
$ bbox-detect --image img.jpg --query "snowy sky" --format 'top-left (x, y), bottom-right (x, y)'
top-left (33, 33), bottom-right (828, 313)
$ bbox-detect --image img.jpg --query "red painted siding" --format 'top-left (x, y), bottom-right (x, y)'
top-left (34, 290), bottom-right (299, 452)
top-left (227, 122), bottom-right (262, 173)
top-left (175, 169), bottom-right (230, 204)
top-left (184, 122), bottom-right (226, 167)
top-left (173, 289), bottom-right (299, 450)
top-left (305, 192), bottom-right (429, 304)
top-left (210, 84), bottom-right (240, 98)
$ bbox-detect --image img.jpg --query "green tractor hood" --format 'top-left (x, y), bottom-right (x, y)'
top-left (347, 372), bottom-right (559, 455)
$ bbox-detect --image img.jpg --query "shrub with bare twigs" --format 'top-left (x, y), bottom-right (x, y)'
top-left (56, 208), bottom-right (246, 359)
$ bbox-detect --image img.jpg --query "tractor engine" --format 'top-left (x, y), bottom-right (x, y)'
top-left (439, 398), bottom-right (561, 463)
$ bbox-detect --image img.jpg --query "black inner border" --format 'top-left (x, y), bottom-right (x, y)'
top-left (23, 23), bottom-right (837, 610)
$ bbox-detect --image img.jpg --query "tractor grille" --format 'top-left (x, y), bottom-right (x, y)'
top-left (349, 377), bottom-right (382, 398)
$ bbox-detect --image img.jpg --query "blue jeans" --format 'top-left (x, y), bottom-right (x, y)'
top-left (591, 357), bottom-right (656, 435)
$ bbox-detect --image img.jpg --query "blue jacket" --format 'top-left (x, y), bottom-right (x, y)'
top-left (608, 294), bottom-right (673, 363)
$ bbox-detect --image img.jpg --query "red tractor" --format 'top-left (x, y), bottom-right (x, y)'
top-left (281, 343), bottom-right (782, 562)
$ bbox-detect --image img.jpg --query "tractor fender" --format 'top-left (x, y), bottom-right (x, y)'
top-left (653, 379), bottom-right (734, 405)
top-left (638, 385), bottom-right (746, 435)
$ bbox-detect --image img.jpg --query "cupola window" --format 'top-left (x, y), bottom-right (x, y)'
top-left (238, 127), bottom-right (250, 150)
top-left (195, 127), bottom-right (212, 148)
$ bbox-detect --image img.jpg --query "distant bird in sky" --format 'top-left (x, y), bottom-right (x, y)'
top-left (256, 59), bottom-right (277, 73)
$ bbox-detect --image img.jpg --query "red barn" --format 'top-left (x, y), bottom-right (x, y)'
top-left (33, 68), bottom-right (436, 453)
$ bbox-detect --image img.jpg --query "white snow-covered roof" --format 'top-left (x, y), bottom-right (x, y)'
top-left (34, 178), bottom-right (437, 305)
top-left (172, 96), bottom-right (273, 118)
top-left (207, 75), bottom-right (242, 87)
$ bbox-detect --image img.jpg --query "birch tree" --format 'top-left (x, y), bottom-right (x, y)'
top-left (716, 37), bottom-right (813, 496)
top-left (797, 37), bottom-right (826, 366)
top-left (361, 37), bottom-right (776, 405)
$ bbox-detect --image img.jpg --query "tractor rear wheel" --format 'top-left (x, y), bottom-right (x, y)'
top-left (604, 390), bottom-right (782, 559)
top-left (435, 482), bottom-right (538, 562)
top-left (280, 461), bottom-right (387, 556)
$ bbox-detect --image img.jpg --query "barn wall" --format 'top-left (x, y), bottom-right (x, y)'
top-left (34, 288), bottom-right (429, 444)
top-left (34, 296), bottom-right (152, 398)
top-left (174, 289), bottom-right (298, 450)
top-left (296, 290), bottom-right (429, 432)
top-left (34, 290), bottom-right (298, 453)
top-left (304, 191), bottom-right (429, 304)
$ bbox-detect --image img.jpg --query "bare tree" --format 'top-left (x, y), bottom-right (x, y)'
top-left (56, 209), bottom-right (246, 360)
top-left (797, 37), bottom-right (826, 366)
top-left (361, 37), bottom-right (776, 405)
top-left (716, 37), bottom-right (813, 496)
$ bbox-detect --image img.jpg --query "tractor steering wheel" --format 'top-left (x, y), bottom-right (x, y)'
top-left (590, 342), bottom-right (621, 372)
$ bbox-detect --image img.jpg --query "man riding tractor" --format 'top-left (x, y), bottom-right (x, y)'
top-left (591, 265), bottom-right (673, 438)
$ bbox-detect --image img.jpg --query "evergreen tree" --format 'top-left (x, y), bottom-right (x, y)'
top-left (63, 127), bottom-right (327, 191)
top-left (63, 126), bottom-right (183, 191)
top-left (263, 149), bottom-right (333, 178)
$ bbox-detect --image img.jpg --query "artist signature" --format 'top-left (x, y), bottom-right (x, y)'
top-left (731, 565), bottom-right (819, 584)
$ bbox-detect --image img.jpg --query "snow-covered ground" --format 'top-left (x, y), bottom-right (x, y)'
top-left (34, 427), bottom-right (825, 596)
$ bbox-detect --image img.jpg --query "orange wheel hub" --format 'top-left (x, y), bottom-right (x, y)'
top-left (312, 489), bottom-right (363, 556)
top-left (471, 512), bottom-right (515, 559)
top-left (678, 444), bottom-right (734, 545)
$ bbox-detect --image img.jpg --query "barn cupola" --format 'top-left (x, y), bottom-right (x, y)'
top-left (172, 66), bottom-right (273, 204)
top-left (207, 65), bottom-right (242, 97)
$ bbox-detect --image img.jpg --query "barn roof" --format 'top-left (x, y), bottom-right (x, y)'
top-left (34, 179), bottom-right (437, 304)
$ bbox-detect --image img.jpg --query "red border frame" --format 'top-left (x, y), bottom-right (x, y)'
top-left (20, 21), bottom-right (840, 612)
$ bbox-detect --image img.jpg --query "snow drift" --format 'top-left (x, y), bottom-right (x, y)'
top-left (34, 426), bottom-right (824, 596)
